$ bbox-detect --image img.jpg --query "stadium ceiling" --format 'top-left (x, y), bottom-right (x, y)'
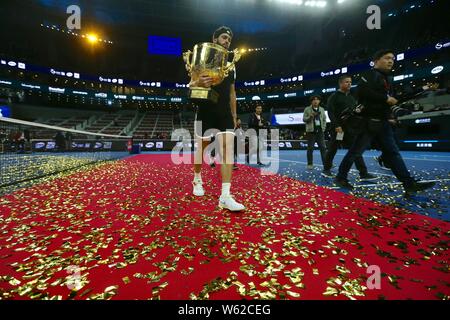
top-left (8, 0), bottom-right (404, 38)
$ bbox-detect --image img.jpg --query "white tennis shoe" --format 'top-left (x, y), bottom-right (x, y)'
top-left (218, 195), bottom-right (245, 211)
top-left (192, 180), bottom-right (205, 196)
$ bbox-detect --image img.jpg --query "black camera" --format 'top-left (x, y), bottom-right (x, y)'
top-left (340, 104), bottom-right (364, 123)
top-left (390, 105), bottom-right (412, 118)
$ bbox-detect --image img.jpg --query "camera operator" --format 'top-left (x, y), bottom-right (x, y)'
top-left (335, 49), bottom-right (435, 193)
top-left (322, 75), bottom-right (377, 181)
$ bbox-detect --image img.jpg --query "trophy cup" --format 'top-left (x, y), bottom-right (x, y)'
top-left (183, 42), bottom-right (241, 104)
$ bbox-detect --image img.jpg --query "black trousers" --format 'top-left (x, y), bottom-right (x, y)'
top-left (337, 120), bottom-right (414, 185)
top-left (306, 131), bottom-right (327, 166)
top-left (323, 130), bottom-right (368, 174)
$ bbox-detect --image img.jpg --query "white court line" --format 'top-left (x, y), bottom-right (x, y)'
top-left (266, 157), bottom-right (394, 177)
top-left (278, 150), bottom-right (450, 163)
top-left (356, 153), bottom-right (450, 162)
top-left (270, 150), bottom-right (450, 161)
top-left (353, 178), bottom-right (450, 189)
top-left (401, 157), bottom-right (450, 163)
top-left (397, 153), bottom-right (450, 158)
top-left (334, 153), bottom-right (450, 163)
top-left (406, 156), bottom-right (450, 159)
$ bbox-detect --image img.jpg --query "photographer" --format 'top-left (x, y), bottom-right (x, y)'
top-left (303, 95), bottom-right (327, 170)
top-left (322, 75), bottom-right (377, 181)
top-left (335, 49), bottom-right (435, 193)
top-left (374, 84), bottom-right (438, 170)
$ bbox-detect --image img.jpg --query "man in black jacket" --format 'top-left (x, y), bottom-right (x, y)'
top-left (334, 49), bottom-right (435, 193)
top-left (247, 105), bottom-right (268, 165)
top-left (322, 75), bottom-right (377, 181)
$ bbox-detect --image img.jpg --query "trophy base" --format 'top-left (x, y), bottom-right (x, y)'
top-left (189, 87), bottom-right (219, 104)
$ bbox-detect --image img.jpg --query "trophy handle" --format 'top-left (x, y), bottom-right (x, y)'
top-left (183, 50), bottom-right (193, 76)
top-left (223, 49), bottom-right (242, 77)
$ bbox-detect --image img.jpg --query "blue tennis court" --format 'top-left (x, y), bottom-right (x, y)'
top-left (248, 149), bottom-right (450, 221)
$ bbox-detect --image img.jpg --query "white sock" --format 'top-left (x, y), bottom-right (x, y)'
top-left (194, 172), bottom-right (202, 182)
top-left (221, 183), bottom-right (231, 197)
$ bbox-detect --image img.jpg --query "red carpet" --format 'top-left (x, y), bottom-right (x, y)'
top-left (0, 154), bottom-right (448, 300)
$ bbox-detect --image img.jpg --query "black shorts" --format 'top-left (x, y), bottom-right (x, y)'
top-left (194, 107), bottom-right (235, 139)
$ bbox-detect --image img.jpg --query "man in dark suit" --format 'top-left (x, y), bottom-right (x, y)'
top-left (247, 105), bottom-right (269, 165)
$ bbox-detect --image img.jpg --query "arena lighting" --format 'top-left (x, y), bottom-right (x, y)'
top-left (41, 24), bottom-right (114, 44)
top-left (270, 0), bottom-right (327, 7)
top-left (271, 0), bottom-right (304, 5)
top-left (285, 0), bottom-right (303, 5)
top-left (239, 47), bottom-right (267, 53)
top-left (305, 1), bottom-right (327, 7)
top-left (86, 33), bottom-right (99, 44)
top-left (2, 40), bottom-right (445, 93)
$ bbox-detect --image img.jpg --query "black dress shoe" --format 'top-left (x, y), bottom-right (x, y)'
top-left (334, 177), bottom-right (354, 190)
top-left (321, 170), bottom-right (334, 178)
top-left (359, 173), bottom-right (379, 181)
top-left (404, 181), bottom-right (435, 193)
top-left (374, 156), bottom-right (390, 170)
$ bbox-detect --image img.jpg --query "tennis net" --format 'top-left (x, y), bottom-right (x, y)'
top-left (0, 117), bottom-right (132, 192)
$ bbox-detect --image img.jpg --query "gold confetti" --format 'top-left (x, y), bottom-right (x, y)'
top-left (286, 290), bottom-right (300, 298)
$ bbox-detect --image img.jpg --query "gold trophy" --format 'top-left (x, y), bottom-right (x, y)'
top-left (183, 42), bottom-right (241, 104)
